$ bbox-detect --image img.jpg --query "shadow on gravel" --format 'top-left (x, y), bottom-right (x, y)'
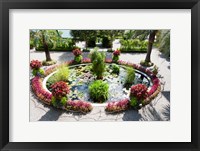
top-left (158, 52), bottom-right (170, 62)
top-left (161, 91), bottom-right (170, 102)
top-left (38, 107), bottom-right (64, 121)
top-left (122, 109), bottom-right (142, 121)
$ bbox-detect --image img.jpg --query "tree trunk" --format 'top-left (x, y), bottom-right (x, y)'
top-left (44, 47), bottom-right (52, 61)
top-left (85, 40), bottom-right (87, 50)
top-left (145, 30), bottom-right (158, 63)
top-left (42, 33), bottom-right (52, 61)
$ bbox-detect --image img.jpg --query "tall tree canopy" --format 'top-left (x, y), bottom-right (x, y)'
top-left (70, 30), bottom-right (97, 48)
top-left (33, 30), bottom-right (59, 62)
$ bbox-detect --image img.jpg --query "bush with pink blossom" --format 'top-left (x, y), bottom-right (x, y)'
top-left (112, 49), bottom-right (121, 63)
top-left (105, 99), bottom-right (129, 112)
top-left (66, 100), bottom-right (93, 113)
top-left (31, 76), bottom-right (52, 105)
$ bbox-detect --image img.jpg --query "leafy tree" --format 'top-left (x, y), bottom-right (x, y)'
top-left (123, 30), bottom-right (135, 40)
top-left (70, 30), bottom-right (97, 48)
top-left (33, 30), bottom-right (59, 62)
top-left (98, 30), bottom-right (125, 47)
top-left (145, 30), bottom-right (158, 63)
top-left (157, 30), bottom-right (170, 58)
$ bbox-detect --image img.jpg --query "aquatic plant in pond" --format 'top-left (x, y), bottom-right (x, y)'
top-left (46, 64), bottom-right (69, 89)
top-left (90, 48), bottom-right (106, 79)
top-left (111, 64), bottom-right (120, 74)
top-left (89, 80), bottom-right (109, 103)
top-left (124, 67), bottom-right (135, 87)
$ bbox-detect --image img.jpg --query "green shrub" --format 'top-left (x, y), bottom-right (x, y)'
top-left (152, 65), bottom-right (159, 75)
top-left (89, 80), bottom-right (109, 103)
top-left (130, 96), bottom-right (138, 108)
top-left (74, 55), bottom-right (83, 64)
top-left (55, 65), bottom-right (69, 81)
top-left (120, 39), bottom-right (147, 51)
top-left (36, 38), bottom-right (74, 51)
top-left (89, 48), bottom-right (106, 79)
top-left (140, 60), bottom-right (154, 67)
top-left (52, 96), bottom-right (68, 108)
top-left (111, 64), bottom-right (120, 74)
top-left (141, 41), bottom-right (148, 50)
top-left (32, 68), bottom-right (45, 76)
top-left (124, 67), bottom-right (135, 86)
top-left (112, 55), bottom-right (119, 63)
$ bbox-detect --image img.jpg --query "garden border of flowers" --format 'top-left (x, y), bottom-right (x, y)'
top-left (31, 58), bottom-right (161, 114)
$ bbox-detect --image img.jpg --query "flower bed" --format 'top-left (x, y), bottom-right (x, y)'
top-left (31, 58), bottom-right (161, 113)
top-left (31, 76), bottom-right (52, 105)
top-left (105, 99), bottom-right (129, 113)
top-left (66, 100), bottom-right (93, 113)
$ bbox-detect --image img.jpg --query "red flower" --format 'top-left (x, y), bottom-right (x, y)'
top-left (130, 84), bottom-right (148, 101)
top-left (51, 81), bottom-right (70, 99)
top-left (73, 49), bottom-right (82, 56)
top-left (113, 50), bottom-right (121, 56)
top-left (30, 60), bottom-right (42, 69)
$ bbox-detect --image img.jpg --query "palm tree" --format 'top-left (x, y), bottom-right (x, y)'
top-left (34, 30), bottom-right (58, 63)
top-left (123, 30), bottom-right (135, 40)
top-left (132, 30), bottom-right (158, 65)
top-left (145, 30), bottom-right (158, 63)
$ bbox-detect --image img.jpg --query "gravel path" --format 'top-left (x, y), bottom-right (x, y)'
top-left (30, 48), bottom-right (170, 121)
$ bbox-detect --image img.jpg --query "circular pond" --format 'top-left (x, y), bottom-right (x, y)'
top-left (43, 63), bottom-right (153, 105)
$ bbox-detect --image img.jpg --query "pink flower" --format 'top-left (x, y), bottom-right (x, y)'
top-left (66, 100), bottom-right (92, 113)
top-left (105, 99), bottom-right (129, 112)
top-left (31, 76), bottom-right (52, 104)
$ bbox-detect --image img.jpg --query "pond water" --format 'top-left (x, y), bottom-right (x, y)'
top-left (46, 63), bottom-right (152, 103)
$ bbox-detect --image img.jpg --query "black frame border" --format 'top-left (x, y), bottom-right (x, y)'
top-left (0, 0), bottom-right (199, 151)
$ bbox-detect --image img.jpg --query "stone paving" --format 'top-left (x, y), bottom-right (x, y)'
top-left (30, 48), bottom-right (170, 121)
